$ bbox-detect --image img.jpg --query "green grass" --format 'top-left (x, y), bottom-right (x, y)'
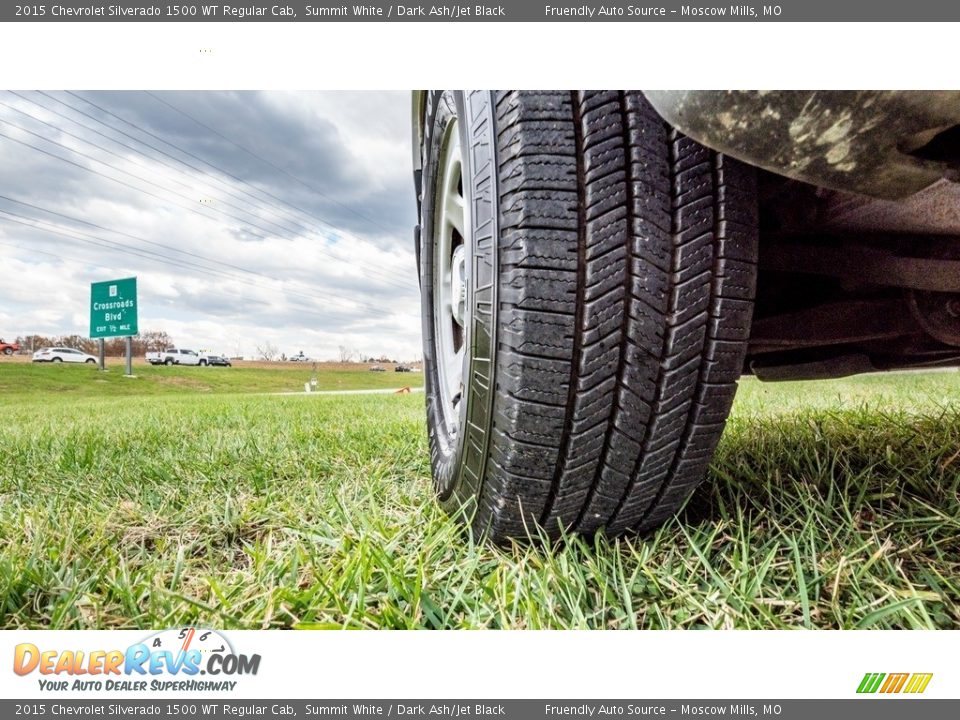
top-left (0, 367), bottom-right (958, 629)
top-left (0, 361), bottom-right (422, 397)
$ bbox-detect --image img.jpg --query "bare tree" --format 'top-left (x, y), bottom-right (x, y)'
top-left (140, 330), bottom-right (173, 353)
top-left (256, 341), bottom-right (280, 361)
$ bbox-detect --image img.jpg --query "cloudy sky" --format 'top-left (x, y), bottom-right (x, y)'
top-left (0, 91), bottom-right (421, 360)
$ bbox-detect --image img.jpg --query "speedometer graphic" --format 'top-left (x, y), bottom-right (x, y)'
top-left (142, 627), bottom-right (234, 659)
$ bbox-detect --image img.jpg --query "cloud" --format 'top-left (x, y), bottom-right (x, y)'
top-left (0, 91), bottom-right (422, 360)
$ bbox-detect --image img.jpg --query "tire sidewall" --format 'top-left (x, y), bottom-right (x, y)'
top-left (421, 91), bottom-right (499, 513)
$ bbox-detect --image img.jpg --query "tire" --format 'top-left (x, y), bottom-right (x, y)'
top-left (2, 347), bottom-right (12, 356)
top-left (52, 357), bottom-right (63, 363)
top-left (164, 358), bottom-right (173, 366)
top-left (85, 359), bottom-right (96, 364)
top-left (199, 360), bottom-right (207, 367)
top-left (417, 91), bottom-right (758, 541)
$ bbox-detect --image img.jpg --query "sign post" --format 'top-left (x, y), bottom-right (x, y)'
top-left (90, 277), bottom-right (139, 376)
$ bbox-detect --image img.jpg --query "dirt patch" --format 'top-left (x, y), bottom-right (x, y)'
top-left (155, 377), bottom-right (213, 391)
top-left (233, 360), bottom-right (422, 371)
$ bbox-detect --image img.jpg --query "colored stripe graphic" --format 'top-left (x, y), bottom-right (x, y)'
top-left (857, 673), bottom-right (885, 693)
top-left (904, 673), bottom-right (934, 694)
top-left (857, 672), bottom-right (932, 694)
top-left (880, 673), bottom-right (909, 693)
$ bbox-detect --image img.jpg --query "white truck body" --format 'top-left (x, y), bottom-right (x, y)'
top-left (146, 348), bottom-right (202, 366)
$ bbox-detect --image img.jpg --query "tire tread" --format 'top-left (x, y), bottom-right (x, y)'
top-left (452, 91), bottom-right (757, 540)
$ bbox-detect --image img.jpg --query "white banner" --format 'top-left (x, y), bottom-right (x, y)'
top-left (2, 630), bottom-right (955, 699)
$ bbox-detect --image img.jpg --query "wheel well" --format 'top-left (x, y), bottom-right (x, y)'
top-left (747, 171), bottom-right (960, 379)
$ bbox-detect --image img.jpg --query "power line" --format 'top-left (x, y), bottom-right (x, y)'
top-left (0, 192), bottom-right (320, 296)
top-left (61, 91), bottom-right (415, 283)
top-left (15, 91), bottom-right (328, 245)
top-left (0, 120), bottom-right (416, 293)
top-left (0, 194), bottom-right (418, 319)
top-left (4, 93), bottom-right (416, 291)
top-left (0, 207), bottom-right (416, 319)
top-left (0, 211), bottom-right (412, 320)
top-left (2, 94), bottom-right (316, 242)
top-left (4, 95), bottom-right (202, 198)
top-left (0, 238), bottom-right (413, 333)
top-left (143, 90), bottom-right (396, 235)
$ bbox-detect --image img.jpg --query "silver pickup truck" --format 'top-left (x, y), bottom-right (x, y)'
top-left (412, 90), bottom-right (960, 541)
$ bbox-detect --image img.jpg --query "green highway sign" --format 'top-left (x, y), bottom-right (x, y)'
top-left (90, 277), bottom-right (138, 339)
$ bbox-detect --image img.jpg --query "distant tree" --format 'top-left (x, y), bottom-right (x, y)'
top-left (139, 330), bottom-right (173, 353)
top-left (57, 335), bottom-right (96, 353)
top-left (13, 329), bottom-right (174, 356)
top-left (104, 337), bottom-right (125, 356)
top-left (256, 341), bottom-right (280, 361)
top-left (20, 335), bottom-right (54, 353)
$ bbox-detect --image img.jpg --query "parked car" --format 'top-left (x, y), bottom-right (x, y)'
top-left (395, 365), bottom-right (413, 373)
top-left (146, 348), bottom-right (202, 366)
top-left (413, 90), bottom-right (960, 541)
top-left (197, 351), bottom-right (229, 366)
top-left (369, 364), bottom-right (386, 372)
top-left (289, 352), bottom-right (310, 362)
top-left (32, 347), bottom-right (97, 364)
top-left (0, 338), bottom-right (20, 356)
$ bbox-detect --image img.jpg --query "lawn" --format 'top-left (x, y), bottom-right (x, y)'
top-left (0, 360), bottom-right (422, 397)
top-left (0, 366), bottom-right (957, 629)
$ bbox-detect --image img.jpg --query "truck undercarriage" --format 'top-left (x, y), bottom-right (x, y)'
top-left (747, 174), bottom-right (960, 379)
top-left (644, 90), bottom-right (960, 380)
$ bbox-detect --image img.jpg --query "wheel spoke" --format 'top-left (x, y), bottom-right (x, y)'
top-left (444, 346), bottom-right (464, 404)
top-left (446, 192), bottom-right (465, 237)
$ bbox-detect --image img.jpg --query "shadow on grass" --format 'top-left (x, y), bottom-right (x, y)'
top-left (644, 408), bottom-right (960, 628)
top-left (685, 408), bottom-right (960, 527)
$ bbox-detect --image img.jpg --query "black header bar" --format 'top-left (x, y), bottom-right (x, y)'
top-left (4, 1), bottom-right (960, 22)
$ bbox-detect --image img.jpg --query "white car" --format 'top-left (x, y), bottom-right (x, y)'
top-left (32, 347), bottom-right (98, 364)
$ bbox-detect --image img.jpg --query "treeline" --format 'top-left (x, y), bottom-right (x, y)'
top-left (10, 330), bottom-right (173, 356)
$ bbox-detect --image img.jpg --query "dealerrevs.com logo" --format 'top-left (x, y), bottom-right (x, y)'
top-left (857, 673), bottom-right (933, 694)
top-left (13, 628), bottom-right (261, 693)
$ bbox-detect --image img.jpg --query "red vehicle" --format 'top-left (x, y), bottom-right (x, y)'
top-left (0, 338), bottom-right (20, 356)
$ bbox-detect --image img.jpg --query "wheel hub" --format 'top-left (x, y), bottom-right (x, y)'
top-left (451, 245), bottom-right (466, 327)
top-left (432, 118), bottom-right (470, 436)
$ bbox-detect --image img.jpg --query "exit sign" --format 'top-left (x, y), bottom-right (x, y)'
top-left (90, 277), bottom-right (138, 339)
